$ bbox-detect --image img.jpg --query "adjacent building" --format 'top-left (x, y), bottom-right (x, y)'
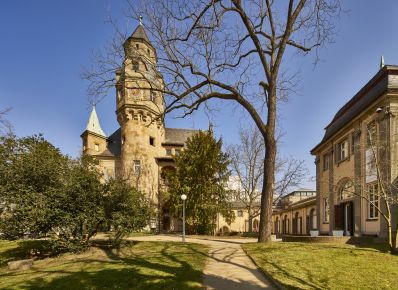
top-left (311, 63), bottom-right (398, 238)
top-left (272, 189), bottom-right (317, 236)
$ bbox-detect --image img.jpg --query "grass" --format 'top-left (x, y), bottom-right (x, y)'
top-left (0, 240), bottom-right (208, 289)
top-left (243, 242), bottom-right (398, 290)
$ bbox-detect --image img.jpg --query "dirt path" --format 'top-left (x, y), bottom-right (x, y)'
top-left (130, 235), bottom-right (274, 289)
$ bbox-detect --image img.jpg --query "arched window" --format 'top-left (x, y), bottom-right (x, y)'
top-left (339, 180), bottom-right (354, 200)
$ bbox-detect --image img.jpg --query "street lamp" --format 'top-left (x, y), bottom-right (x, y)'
top-left (181, 194), bottom-right (187, 242)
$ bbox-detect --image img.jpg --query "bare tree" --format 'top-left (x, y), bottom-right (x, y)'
top-left (228, 126), bottom-right (308, 232)
top-left (0, 107), bottom-right (12, 135)
top-left (84, 0), bottom-right (341, 242)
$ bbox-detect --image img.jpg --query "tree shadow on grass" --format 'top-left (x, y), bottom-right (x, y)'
top-left (3, 241), bottom-right (206, 290)
top-left (0, 240), bottom-right (54, 267)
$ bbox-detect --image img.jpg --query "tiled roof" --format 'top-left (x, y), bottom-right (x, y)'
top-left (106, 128), bottom-right (121, 157)
top-left (164, 128), bottom-right (199, 145)
top-left (85, 106), bottom-right (106, 137)
top-left (131, 25), bottom-right (151, 44)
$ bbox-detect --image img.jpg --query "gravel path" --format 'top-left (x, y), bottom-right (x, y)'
top-left (130, 235), bottom-right (275, 289)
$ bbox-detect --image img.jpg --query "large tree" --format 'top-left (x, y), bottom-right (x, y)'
top-left (85, 0), bottom-right (341, 242)
top-left (228, 126), bottom-right (308, 232)
top-left (166, 130), bottom-right (233, 234)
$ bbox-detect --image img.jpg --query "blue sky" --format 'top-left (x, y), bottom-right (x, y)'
top-left (1, 1), bottom-right (398, 189)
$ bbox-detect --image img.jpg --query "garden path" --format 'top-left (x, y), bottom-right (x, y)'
top-left (130, 235), bottom-right (275, 289)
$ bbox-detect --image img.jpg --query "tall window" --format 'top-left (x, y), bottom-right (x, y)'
top-left (323, 197), bottom-right (329, 223)
top-left (133, 160), bottom-right (141, 175)
top-left (166, 148), bottom-right (172, 156)
top-left (339, 180), bottom-right (354, 200)
top-left (368, 183), bottom-right (379, 219)
top-left (237, 210), bottom-right (243, 217)
top-left (323, 154), bottom-right (329, 171)
top-left (117, 89), bottom-right (122, 101)
top-left (367, 121), bottom-right (377, 148)
top-left (150, 91), bottom-right (156, 102)
top-left (336, 139), bottom-right (349, 162)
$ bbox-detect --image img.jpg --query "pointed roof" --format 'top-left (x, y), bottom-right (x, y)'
top-left (85, 106), bottom-right (106, 137)
top-left (131, 24), bottom-right (151, 44)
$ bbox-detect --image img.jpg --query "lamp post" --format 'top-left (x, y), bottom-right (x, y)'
top-left (181, 194), bottom-right (187, 242)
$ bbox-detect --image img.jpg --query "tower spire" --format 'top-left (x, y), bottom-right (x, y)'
top-left (85, 106), bottom-right (106, 137)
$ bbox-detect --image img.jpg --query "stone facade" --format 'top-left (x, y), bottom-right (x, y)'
top-left (272, 189), bottom-right (317, 236)
top-left (311, 65), bottom-right (398, 238)
top-left (81, 24), bottom-right (198, 231)
top-left (216, 188), bottom-right (316, 235)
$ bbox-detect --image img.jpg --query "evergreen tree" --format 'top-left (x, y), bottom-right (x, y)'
top-left (166, 130), bottom-right (234, 234)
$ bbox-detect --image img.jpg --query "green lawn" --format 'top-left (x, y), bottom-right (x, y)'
top-left (243, 242), bottom-right (398, 290)
top-left (0, 240), bottom-right (208, 289)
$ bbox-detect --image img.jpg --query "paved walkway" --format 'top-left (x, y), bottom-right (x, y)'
top-left (130, 235), bottom-right (274, 289)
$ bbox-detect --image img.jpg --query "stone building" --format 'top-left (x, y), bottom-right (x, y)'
top-left (81, 24), bottom-right (198, 231)
top-left (216, 187), bottom-right (316, 235)
top-left (272, 189), bottom-right (317, 236)
top-left (311, 63), bottom-right (398, 237)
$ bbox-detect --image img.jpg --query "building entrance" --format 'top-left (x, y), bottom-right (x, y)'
top-left (334, 201), bottom-right (353, 236)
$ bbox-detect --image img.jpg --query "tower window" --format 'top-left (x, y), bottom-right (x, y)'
top-left (147, 49), bottom-right (150, 56)
top-left (133, 160), bottom-right (141, 175)
top-left (136, 43), bottom-right (139, 49)
top-left (133, 61), bottom-right (139, 71)
top-left (175, 149), bottom-right (181, 156)
top-left (166, 148), bottom-right (172, 156)
top-left (117, 89), bottom-right (122, 100)
top-left (94, 143), bottom-right (99, 152)
top-left (150, 91), bottom-right (156, 102)
top-left (150, 137), bottom-right (155, 146)
top-left (121, 135), bottom-right (125, 145)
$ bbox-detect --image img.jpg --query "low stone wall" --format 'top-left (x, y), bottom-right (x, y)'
top-left (282, 235), bottom-right (351, 244)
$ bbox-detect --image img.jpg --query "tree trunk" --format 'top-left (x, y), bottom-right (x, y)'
top-left (258, 129), bottom-right (277, 242)
top-left (392, 220), bottom-right (398, 254)
top-left (248, 214), bottom-right (253, 233)
top-left (258, 84), bottom-right (277, 243)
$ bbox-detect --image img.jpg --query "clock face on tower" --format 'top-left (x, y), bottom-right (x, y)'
top-left (130, 88), bottom-right (140, 97)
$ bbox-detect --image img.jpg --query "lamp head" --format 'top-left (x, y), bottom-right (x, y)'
top-left (181, 194), bottom-right (187, 201)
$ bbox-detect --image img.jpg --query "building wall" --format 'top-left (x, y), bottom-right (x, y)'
top-left (217, 209), bottom-right (260, 233)
top-left (272, 203), bottom-right (317, 236)
top-left (313, 85), bottom-right (398, 237)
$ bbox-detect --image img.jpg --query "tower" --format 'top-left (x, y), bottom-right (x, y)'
top-left (81, 106), bottom-right (107, 155)
top-left (115, 23), bottom-right (165, 201)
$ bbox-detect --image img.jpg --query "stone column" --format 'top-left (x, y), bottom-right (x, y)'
top-left (353, 126), bottom-right (362, 237)
top-left (315, 156), bottom-right (321, 231)
top-left (328, 147), bottom-right (334, 235)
